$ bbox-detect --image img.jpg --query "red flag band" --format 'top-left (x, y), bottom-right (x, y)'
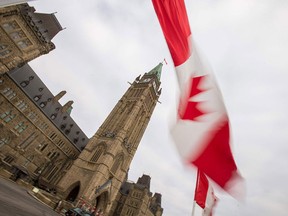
top-left (194, 170), bottom-right (217, 216)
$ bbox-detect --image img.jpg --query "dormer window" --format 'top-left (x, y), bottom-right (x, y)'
top-left (51, 114), bottom-right (57, 120)
top-left (21, 76), bottom-right (34, 87)
top-left (20, 81), bottom-right (29, 87)
top-left (34, 95), bottom-right (41, 101)
top-left (60, 124), bottom-right (66, 130)
top-left (55, 107), bottom-right (60, 111)
top-left (39, 87), bottom-right (43, 92)
top-left (39, 101), bottom-right (46, 108)
top-left (63, 116), bottom-right (67, 120)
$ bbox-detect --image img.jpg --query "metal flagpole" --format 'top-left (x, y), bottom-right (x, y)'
top-left (192, 201), bottom-right (196, 216)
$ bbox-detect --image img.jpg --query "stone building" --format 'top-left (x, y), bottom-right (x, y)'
top-left (0, 62), bottom-right (164, 215)
top-left (0, 3), bottom-right (62, 74)
top-left (0, 3), bottom-right (164, 215)
top-left (115, 174), bottom-right (163, 216)
top-left (56, 63), bottom-right (163, 216)
top-left (0, 64), bottom-right (88, 189)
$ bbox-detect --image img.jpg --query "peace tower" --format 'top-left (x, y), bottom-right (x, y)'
top-left (57, 63), bottom-right (163, 215)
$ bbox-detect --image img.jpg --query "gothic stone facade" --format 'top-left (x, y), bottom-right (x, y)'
top-left (114, 175), bottom-right (163, 216)
top-left (0, 3), bottom-right (62, 74)
top-left (0, 3), bottom-right (163, 215)
top-left (0, 64), bottom-right (88, 188)
top-left (57, 64), bottom-right (163, 216)
top-left (0, 63), bottom-right (164, 215)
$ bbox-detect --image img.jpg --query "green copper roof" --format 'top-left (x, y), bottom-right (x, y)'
top-left (147, 63), bottom-right (163, 81)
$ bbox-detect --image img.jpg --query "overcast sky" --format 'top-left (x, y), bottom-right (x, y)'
top-left (28, 0), bottom-right (288, 215)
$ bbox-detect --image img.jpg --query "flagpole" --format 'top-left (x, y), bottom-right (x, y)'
top-left (191, 201), bottom-right (196, 216)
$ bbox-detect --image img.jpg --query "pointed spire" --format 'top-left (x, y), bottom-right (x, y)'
top-left (147, 63), bottom-right (163, 81)
top-left (62, 100), bottom-right (74, 114)
top-left (53, 90), bottom-right (66, 102)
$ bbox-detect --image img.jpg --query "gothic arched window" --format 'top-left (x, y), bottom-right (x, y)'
top-left (90, 144), bottom-right (106, 162)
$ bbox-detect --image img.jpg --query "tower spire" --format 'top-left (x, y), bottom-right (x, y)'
top-left (57, 64), bottom-right (162, 214)
top-left (147, 63), bottom-right (163, 81)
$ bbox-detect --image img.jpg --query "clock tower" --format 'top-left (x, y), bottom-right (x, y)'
top-left (57, 63), bottom-right (163, 215)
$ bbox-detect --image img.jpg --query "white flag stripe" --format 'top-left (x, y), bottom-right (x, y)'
top-left (204, 183), bottom-right (216, 216)
top-left (172, 39), bottom-right (228, 161)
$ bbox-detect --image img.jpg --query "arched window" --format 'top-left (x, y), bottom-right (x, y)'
top-left (90, 144), bottom-right (106, 162)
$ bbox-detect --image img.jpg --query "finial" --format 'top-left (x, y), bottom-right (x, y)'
top-left (162, 58), bottom-right (168, 65)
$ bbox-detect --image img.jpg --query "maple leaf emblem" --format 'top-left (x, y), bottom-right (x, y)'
top-left (178, 75), bottom-right (207, 121)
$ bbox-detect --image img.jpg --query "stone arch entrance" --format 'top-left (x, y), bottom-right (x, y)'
top-left (94, 191), bottom-right (109, 212)
top-left (66, 181), bottom-right (80, 202)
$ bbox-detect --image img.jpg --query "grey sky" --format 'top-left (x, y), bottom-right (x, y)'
top-left (29, 0), bottom-right (288, 215)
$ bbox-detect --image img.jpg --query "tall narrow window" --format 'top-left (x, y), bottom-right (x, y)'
top-left (46, 166), bottom-right (59, 181)
top-left (0, 136), bottom-right (11, 148)
top-left (36, 141), bottom-right (48, 152)
top-left (16, 100), bottom-right (28, 111)
top-left (2, 88), bottom-right (16, 100)
top-left (18, 132), bottom-right (36, 149)
top-left (0, 110), bottom-right (11, 120)
top-left (14, 122), bottom-right (27, 133)
top-left (3, 155), bottom-right (14, 164)
top-left (4, 113), bottom-right (16, 123)
top-left (90, 144), bottom-right (106, 162)
top-left (49, 132), bottom-right (57, 140)
top-left (28, 112), bottom-right (37, 122)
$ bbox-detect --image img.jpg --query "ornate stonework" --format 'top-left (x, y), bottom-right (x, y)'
top-left (0, 3), bottom-right (62, 74)
top-left (56, 64), bottom-right (163, 215)
top-left (0, 4), bottom-right (164, 215)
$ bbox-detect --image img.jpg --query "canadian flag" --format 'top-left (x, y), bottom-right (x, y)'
top-left (152, 0), bottom-right (242, 193)
top-left (194, 170), bottom-right (217, 216)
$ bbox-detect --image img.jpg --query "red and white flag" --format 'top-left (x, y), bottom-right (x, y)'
top-left (194, 170), bottom-right (217, 216)
top-left (152, 0), bottom-right (242, 193)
